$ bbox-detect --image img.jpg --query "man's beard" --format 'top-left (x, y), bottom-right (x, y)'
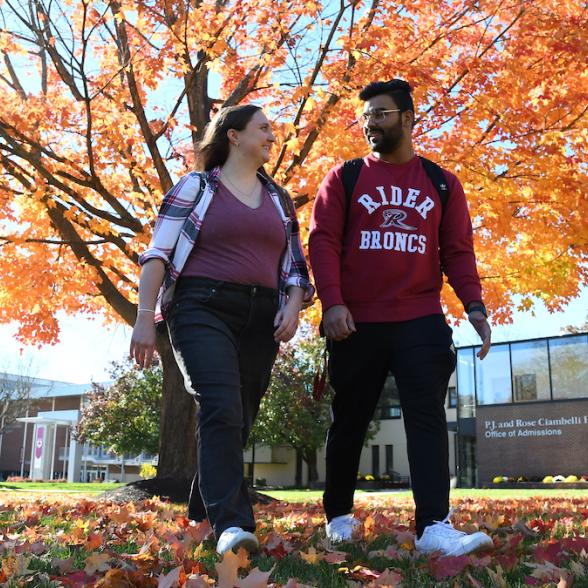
top-left (366, 120), bottom-right (403, 153)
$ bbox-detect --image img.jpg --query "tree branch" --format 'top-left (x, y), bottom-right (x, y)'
top-left (111, 2), bottom-right (172, 192)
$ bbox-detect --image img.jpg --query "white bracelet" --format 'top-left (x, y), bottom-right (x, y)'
top-left (137, 308), bottom-right (155, 313)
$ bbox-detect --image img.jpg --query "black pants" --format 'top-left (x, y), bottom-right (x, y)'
top-left (324, 314), bottom-right (456, 537)
top-left (167, 277), bottom-right (279, 538)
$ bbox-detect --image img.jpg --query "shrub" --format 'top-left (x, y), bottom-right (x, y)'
top-left (139, 464), bottom-right (157, 479)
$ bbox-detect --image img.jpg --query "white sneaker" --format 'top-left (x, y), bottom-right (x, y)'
top-left (216, 527), bottom-right (259, 555)
top-left (415, 510), bottom-right (494, 557)
top-left (325, 514), bottom-right (360, 544)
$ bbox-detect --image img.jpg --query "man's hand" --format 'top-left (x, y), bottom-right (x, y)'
top-left (468, 311), bottom-right (491, 359)
top-left (323, 304), bottom-right (356, 341)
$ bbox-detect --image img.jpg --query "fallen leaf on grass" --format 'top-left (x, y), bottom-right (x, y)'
top-left (486, 564), bottom-right (508, 588)
top-left (363, 515), bottom-right (377, 542)
top-left (84, 552), bottom-right (111, 575)
top-left (324, 550), bottom-right (348, 564)
top-left (110, 505), bottom-right (132, 525)
top-left (185, 520), bottom-right (213, 543)
top-left (482, 514), bottom-right (506, 532)
top-left (299, 546), bottom-right (324, 564)
top-left (29, 540), bottom-right (47, 554)
top-left (234, 547), bottom-right (251, 570)
top-left (369, 568), bottom-right (403, 586)
top-left (368, 545), bottom-right (399, 560)
top-left (185, 574), bottom-right (213, 588)
top-left (349, 565), bottom-right (381, 581)
top-left (2, 554), bottom-right (34, 577)
top-left (513, 518), bottom-right (539, 538)
top-left (469, 554), bottom-right (492, 568)
top-left (53, 570), bottom-right (98, 587)
top-left (393, 530), bottom-right (415, 550)
top-left (157, 565), bottom-right (186, 588)
top-left (96, 568), bottom-right (158, 587)
top-left (262, 533), bottom-right (293, 559)
top-left (48, 555), bottom-right (72, 576)
top-left (570, 560), bottom-right (586, 578)
top-left (216, 550), bottom-right (241, 588)
top-left (282, 580), bottom-right (316, 588)
top-left (526, 560), bottom-right (565, 583)
top-left (86, 531), bottom-right (103, 550)
top-left (465, 572), bottom-right (483, 587)
top-left (429, 555), bottom-right (470, 580)
top-left (534, 541), bottom-right (565, 566)
top-left (235, 566), bottom-right (274, 588)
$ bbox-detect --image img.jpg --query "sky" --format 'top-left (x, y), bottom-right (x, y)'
top-left (1, 287), bottom-right (586, 384)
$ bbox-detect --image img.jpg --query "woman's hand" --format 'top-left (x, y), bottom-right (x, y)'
top-left (130, 315), bottom-right (157, 368)
top-left (273, 299), bottom-right (301, 342)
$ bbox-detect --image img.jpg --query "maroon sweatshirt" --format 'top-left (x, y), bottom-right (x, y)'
top-left (309, 154), bottom-right (482, 322)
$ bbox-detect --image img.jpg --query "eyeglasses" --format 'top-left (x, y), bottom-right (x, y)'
top-left (357, 109), bottom-right (401, 125)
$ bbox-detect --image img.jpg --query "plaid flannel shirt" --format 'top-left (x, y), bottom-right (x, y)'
top-left (139, 166), bottom-right (314, 322)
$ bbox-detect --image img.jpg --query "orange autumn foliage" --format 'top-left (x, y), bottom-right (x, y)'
top-left (0, 0), bottom-right (586, 343)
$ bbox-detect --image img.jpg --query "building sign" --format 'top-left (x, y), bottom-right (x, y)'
top-left (34, 426), bottom-right (45, 461)
top-left (476, 400), bottom-right (588, 484)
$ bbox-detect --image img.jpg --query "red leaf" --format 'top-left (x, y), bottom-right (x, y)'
top-left (534, 541), bottom-right (564, 566)
top-left (429, 555), bottom-right (470, 580)
top-left (495, 553), bottom-right (519, 572)
top-left (324, 551), bottom-right (347, 564)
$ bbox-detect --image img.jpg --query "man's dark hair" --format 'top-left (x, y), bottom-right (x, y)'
top-left (359, 79), bottom-right (415, 115)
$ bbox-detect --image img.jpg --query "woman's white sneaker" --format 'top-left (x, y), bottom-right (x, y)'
top-left (325, 514), bottom-right (360, 544)
top-left (415, 511), bottom-right (494, 557)
top-left (216, 527), bottom-right (259, 555)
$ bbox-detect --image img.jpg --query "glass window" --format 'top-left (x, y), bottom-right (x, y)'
top-left (457, 436), bottom-right (477, 488)
top-left (371, 445), bottom-right (380, 478)
top-left (549, 335), bottom-right (588, 400)
top-left (385, 445), bottom-right (393, 473)
top-left (447, 386), bottom-right (457, 408)
top-left (475, 344), bottom-right (512, 405)
top-left (456, 348), bottom-right (476, 417)
top-left (375, 374), bottom-right (401, 419)
top-left (511, 340), bottom-right (551, 402)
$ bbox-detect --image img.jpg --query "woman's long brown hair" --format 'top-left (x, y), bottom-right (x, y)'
top-left (196, 105), bottom-right (294, 220)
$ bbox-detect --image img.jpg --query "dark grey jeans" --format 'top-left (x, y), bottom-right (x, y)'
top-left (167, 276), bottom-right (279, 538)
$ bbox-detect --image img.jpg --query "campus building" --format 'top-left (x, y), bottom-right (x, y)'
top-left (455, 331), bottom-right (588, 487)
top-left (245, 372), bottom-right (458, 487)
top-left (0, 369), bottom-right (457, 487)
top-left (1, 331), bottom-right (585, 488)
top-left (0, 375), bottom-right (155, 483)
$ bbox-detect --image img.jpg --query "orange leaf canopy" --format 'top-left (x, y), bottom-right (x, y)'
top-left (0, 0), bottom-right (586, 343)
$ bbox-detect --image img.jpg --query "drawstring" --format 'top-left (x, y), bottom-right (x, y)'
top-left (312, 345), bottom-right (328, 401)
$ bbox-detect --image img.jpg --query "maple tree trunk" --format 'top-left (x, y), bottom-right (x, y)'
top-left (295, 450), bottom-right (303, 487)
top-left (154, 326), bottom-right (197, 494)
top-left (304, 448), bottom-right (320, 488)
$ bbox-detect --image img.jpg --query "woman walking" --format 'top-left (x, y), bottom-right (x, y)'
top-left (130, 105), bottom-right (313, 554)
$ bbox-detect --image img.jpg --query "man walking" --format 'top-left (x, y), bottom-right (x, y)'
top-left (309, 79), bottom-right (493, 556)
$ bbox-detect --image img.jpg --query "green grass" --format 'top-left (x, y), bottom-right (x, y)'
top-left (261, 487), bottom-right (588, 502)
top-left (0, 482), bottom-right (124, 492)
top-left (2, 482), bottom-right (586, 501)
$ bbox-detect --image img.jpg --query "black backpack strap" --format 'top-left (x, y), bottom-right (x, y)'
top-left (341, 157), bottom-right (364, 234)
top-left (418, 156), bottom-right (450, 213)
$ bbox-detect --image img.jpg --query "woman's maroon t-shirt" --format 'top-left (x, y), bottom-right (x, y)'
top-left (181, 181), bottom-right (286, 289)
